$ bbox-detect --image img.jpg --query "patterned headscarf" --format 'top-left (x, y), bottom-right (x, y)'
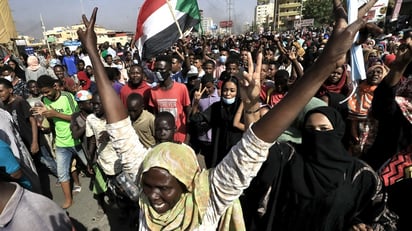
top-left (139, 142), bottom-right (245, 230)
top-left (395, 76), bottom-right (412, 124)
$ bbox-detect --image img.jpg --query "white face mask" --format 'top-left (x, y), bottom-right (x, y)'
top-left (3, 75), bottom-right (12, 82)
top-left (222, 97), bottom-right (236, 105)
top-left (116, 64), bottom-right (123, 70)
top-left (219, 55), bottom-right (227, 64)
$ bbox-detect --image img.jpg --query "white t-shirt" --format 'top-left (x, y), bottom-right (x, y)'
top-left (86, 114), bottom-right (121, 176)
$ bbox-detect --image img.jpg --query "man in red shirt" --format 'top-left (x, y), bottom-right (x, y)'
top-left (148, 55), bottom-right (191, 144)
top-left (119, 64), bottom-right (151, 107)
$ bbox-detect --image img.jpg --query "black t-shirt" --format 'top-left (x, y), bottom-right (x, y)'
top-left (5, 97), bottom-right (33, 149)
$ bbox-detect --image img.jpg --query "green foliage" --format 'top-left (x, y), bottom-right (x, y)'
top-left (302, 0), bottom-right (333, 26)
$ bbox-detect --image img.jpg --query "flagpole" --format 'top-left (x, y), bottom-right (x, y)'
top-left (166, 0), bottom-right (183, 38)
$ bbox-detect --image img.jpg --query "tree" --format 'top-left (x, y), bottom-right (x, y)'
top-left (302, 0), bottom-right (333, 27)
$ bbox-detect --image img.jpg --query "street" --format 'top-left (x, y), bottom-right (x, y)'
top-left (49, 174), bottom-right (133, 231)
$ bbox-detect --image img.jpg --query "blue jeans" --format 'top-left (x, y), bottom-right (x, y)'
top-left (55, 145), bottom-right (88, 182)
top-left (39, 145), bottom-right (58, 177)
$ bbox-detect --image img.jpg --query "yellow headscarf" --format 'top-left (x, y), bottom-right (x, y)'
top-left (139, 142), bottom-right (245, 230)
top-left (292, 41), bottom-right (305, 57)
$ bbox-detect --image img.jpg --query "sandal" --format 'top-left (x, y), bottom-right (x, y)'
top-left (72, 185), bottom-right (81, 194)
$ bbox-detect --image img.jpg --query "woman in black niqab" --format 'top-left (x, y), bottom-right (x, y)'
top-left (247, 106), bottom-right (396, 231)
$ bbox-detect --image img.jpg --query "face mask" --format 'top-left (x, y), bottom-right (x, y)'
top-left (3, 75), bottom-right (12, 82)
top-left (219, 55), bottom-right (227, 64)
top-left (155, 71), bottom-right (169, 82)
top-left (222, 97), bottom-right (236, 105)
top-left (116, 64), bottom-right (123, 70)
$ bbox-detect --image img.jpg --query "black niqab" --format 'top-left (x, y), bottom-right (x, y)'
top-left (291, 106), bottom-right (354, 198)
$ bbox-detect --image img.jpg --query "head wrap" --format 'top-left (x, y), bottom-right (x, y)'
top-left (368, 63), bottom-right (389, 75)
top-left (139, 142), bottom-right (245, 230)
top-left (317, 65), bottom-right (349, 98)
top-left (292, 41), bottom-right (305, 57)
top-left (140, 143), bottom-right (200, 191)
top-left (77, 71), bottom-right (91, 90)
top-left (27, 56), bottom-right (40, 71)
top-left (348, 64), bottom-right (388, 118)
top-left (384, 54), bottom-right (396, 66)
top-left (291, 106), bottom-right (354, 198)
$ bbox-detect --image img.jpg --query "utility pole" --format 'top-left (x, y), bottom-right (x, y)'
top-left (227, 0), bottom-right (233, 34)
top-left (274, 0), bottom-right (278, 31)
top-left (40, 14), bottom-right (51, 54)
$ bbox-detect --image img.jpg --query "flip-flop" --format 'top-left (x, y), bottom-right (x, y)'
top-left (72, 185), bottom-right (81, 194)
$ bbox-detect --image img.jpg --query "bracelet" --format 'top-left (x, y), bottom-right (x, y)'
top-left (244, 107), bottom-right (260, 114)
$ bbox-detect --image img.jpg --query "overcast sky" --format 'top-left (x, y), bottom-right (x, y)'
top-left (9, 0), bottom-right (256, 39)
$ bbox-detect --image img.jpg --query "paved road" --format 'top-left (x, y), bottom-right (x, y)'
top-left (49, 174), bottom-right (134, 231)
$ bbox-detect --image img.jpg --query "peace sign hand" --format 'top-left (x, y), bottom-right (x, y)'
top-left (77, 7), bottom-right (98, 55)
top-left (193, 83), bottom-right (207, 103)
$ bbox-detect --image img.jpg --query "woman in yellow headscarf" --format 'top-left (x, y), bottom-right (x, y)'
top-left (138, 143), bottom-right (245, 230)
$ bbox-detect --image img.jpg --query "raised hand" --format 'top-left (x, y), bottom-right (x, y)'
top-left (287, 49), bottom-right (297, 61)
top-left (384, 37), bottom-right (412, 86)
top-left (239, 52), bottom-right (262, 108)
top-left (76, 7), bottom-right (128, 123)
top-left (77, 8), bottom-right (98, 55)
top-left (321, 0), bottom-right (382, 67)
top-left (193, 83), bottom-right (206, 103)
top-left (394, 39), bottom-right (412, 66)
top-left (252, 0), bottom-right (382, 143)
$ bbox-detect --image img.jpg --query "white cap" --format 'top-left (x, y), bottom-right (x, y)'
top-left (187, 65), bottom-right (198, 77)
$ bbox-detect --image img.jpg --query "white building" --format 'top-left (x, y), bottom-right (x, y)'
top-left (44, 24), bottom-right (132, 46)
top-left (201, 16), bottom-right (214, 34)
top-left (255, 3), bottom-right (275, 30)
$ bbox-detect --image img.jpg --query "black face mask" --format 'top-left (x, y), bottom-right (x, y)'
top-left (291, 106), bottom-right (354, 198)
top-left (155, 71), bottom-right (169, 82)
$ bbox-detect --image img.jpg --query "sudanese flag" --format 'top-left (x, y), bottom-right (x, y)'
top-left (135, 0), bottom-right (200, 60)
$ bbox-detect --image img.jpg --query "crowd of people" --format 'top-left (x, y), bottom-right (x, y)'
top-left (0, 1), bottom-right (411, 230)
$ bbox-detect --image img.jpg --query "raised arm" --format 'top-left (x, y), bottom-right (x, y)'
top-left (77, 8), bottom-right (128, 124)
top-left (383, 37), bottom-right (412, 87)
top-left (250, 0), bottom-right (381, 143)
top-left (77, 8), bottom-right (147, 178)
top-left (205, 1), bottom-right (382, 223)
